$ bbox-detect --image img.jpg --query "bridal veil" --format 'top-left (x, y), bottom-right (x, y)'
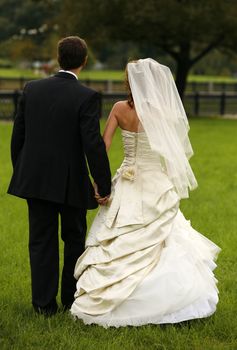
top-left (127, 58), bottom-right (197, 198)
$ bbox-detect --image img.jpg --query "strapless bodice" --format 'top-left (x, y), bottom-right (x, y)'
top-left (95, 129), bottom-right (172, 229)
top-left (121, 130), bottom-right (163, 168)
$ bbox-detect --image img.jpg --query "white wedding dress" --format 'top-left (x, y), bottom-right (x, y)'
top-left (70, 129), bottom-right (220, 328)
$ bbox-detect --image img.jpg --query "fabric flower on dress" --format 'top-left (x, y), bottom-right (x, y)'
top-left (122, 166), bottom-right (136, 181)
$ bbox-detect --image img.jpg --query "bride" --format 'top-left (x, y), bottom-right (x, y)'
top-left (70, 58), bottom-right (220, 327)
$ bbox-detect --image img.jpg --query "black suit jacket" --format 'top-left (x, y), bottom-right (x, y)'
top-left (8, 72), bottom-right (111, 209)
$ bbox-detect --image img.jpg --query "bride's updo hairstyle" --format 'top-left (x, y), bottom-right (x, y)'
top-left (125, 60), bottom-right (137, 108)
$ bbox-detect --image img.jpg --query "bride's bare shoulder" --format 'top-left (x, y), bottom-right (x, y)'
top-left (112, 100), bottom-right (130, 114)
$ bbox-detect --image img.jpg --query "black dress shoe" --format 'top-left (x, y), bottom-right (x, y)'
top-left (33, 301), bottom-right (58, 317)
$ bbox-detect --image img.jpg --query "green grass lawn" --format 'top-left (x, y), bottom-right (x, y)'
top-left (0, 119), bottom-right (237, 350)
top-left (79, 71), bottom-right (237, 84)
top-left (0, 68), bottom-right (42, 79)
top-left (1, 67), bottom-right (237, 84)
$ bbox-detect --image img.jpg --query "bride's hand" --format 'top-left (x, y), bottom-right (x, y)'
top-left (93, 182), bottom-right (110, 205)
top-left (97, 196), bottom-right (110, 206)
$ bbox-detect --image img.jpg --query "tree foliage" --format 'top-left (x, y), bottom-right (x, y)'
top-left (59, 0), bottom-right (237, 98)
top-left (0, 0), bottom-right (61, 60)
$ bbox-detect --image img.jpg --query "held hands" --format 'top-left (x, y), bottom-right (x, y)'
top-left (93, 183), bottom-right (110, 206)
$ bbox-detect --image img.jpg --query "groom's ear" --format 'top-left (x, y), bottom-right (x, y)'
top-left (82, 55), bottom-right (88, 67)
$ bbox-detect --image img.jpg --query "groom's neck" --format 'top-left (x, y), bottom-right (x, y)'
top-left (68, 67), bottom-right (82, 76)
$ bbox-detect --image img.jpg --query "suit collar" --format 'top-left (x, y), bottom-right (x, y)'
top-left (54, 71), bottom-right (78, 80)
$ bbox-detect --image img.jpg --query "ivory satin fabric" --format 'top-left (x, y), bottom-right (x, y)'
top-left (70, 130), bottom-right (220, 327)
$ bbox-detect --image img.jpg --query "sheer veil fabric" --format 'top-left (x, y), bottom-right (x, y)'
top-left (127, 58), bottom-right (197, 198)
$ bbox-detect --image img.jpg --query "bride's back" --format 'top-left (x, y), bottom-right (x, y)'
top-left (103, 100), bottom-right (142, 152)
top-left (115, 101), bottom-right (140, 132)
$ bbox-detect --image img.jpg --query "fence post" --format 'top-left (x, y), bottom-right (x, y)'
top-left (220, 93), bottom-right (226, 115)
top-left (208, 81), bottom-right (213, 93)
top-left (194, 92), bottom-right (200, 116)
top-left (221, 83), bottom-right (226, 93)
top-left (106, 80), bottom-right (113, 92)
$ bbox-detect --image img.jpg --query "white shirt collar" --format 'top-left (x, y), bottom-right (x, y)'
top-left (59, 70), bottom-right (78, 80)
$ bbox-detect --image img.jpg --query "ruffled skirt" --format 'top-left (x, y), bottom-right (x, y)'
top-left (70, 166), bottom-right (220, 328)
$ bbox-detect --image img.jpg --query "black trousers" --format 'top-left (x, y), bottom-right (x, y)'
top-left (27, 198), bottom-right (87, 309)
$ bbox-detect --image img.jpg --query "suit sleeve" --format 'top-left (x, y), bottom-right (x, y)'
top-left (11, 85), bottom-right (27, 168)
top-left (79, 91), bottom-right (111, 197)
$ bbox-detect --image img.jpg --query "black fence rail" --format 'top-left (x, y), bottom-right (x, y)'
top-left (1, 77), bottom-right (237, 93)
top-left (184, 92), bottom-right (237, 116)
top-left (102, 92), bottom-right (237, 118)
top-left (0, 77), bottom-right (123, 92)
top-left (0, 77), bottom-right (30, 91)
top-left (0, 91), bottom-right (237, 121)
top-left (0, 91), bottom-right (19, 120)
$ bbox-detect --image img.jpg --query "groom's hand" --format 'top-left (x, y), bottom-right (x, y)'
top-left (93, 182), bottom-right (110, 206)
top-left (97, 196), bottom-right (110, 205)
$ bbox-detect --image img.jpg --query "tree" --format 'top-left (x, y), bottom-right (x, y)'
top-left (59, 0), bottom-right (237, 99)
top-left (0, 0), bottom-right (61, 60)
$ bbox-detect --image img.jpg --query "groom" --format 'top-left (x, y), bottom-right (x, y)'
top-left (8, 36), bottom-right (111, 315)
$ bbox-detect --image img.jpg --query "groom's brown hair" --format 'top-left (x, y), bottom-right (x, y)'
top-left (57, 36), bottom-right (88, 70)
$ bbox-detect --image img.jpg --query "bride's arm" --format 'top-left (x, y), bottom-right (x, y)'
top-left (103, 104), bottom-right (119, 152)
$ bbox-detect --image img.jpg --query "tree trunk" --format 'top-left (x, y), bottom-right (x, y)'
top-left (172, 42), bottom-right (192, 101)
top-left (175, 60), bottom-right (191, 101)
